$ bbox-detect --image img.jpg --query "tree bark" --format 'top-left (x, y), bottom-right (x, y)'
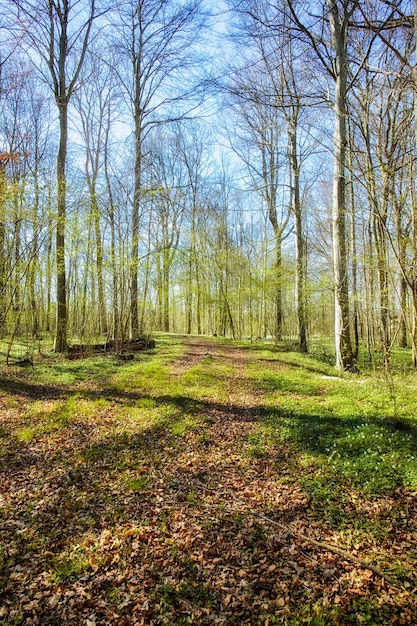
top-left (0, 163), bottom-right (6, 336)
top-left (289, 124), bottom-right (308, 353)
top-left (54, 102), bottom-right (68, 352)
top-left (327, 0), bottom-right (355, 370)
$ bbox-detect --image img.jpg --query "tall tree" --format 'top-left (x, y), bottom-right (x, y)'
top-left (226, 68), bottom-right (290, 343)
top-left (74, 46), bottom-right (120, 337)
top-left (12, 0), bottom-right (99, 351)
top-left (286, 0), bottom-right (360, 369)
top-left (149, 129), bottom-right (186, 332)
top-left (176, 122), bottom-right (209, 335)
top-left (115, 0), bottom-right (205, 338)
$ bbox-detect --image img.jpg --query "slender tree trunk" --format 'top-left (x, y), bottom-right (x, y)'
top-left (54, 103), bottom-right (68, 352)
top-left (274, 229), bottom-right (282, 343)
top-left (289, 125), bottom-right (308, 352)
top-left (410, 286), bottom-right (417, 368)
top-left (13, 192), bottom-right (21, 332)
top-left (90, 183), bottom-right (107, 335)
top-left (195, 255), bottom-right (202, 335)
top-left (163, 248), bottom-right (170, 332)
top-left (45, 205), bottom-right (53, 334)
top-left (130, 167), bottom-right (140, 337)
top-left (347, 127), bottom-right (359, 359)
top-left (104, 110), bottom-right (119, 342)
top-left (267, 208), bottom-right (283, 343)
top-left (374, 207), bottom-right (390, 358)
top-left (399, 277), bottom-right (408, 348)
top-left (156, 250), bottom-right (163, 329)
top-left (350, 199), bottom-right (359, 360)
top-left (80, 222), bottom-right (92, 337)
top-left (30, 171), bottom-right (40, 338)
top-left (396, 168), bottom-right (409, 349)
top-left (327, 1), bottom-right (355, 370)
top-left (186, 250), bottom-right (193, 334)
top-left (0, 164), bottom-right (6, 336)
top-left (364, 219), bottom-right (376, 359)
top-left (109, 205), bottom-right (119, 341)
top-left (139, 216), bottom-right (153, 335)
top-left (186, 210), bottom-right (197, 334)
top-left (130, 103), bottom-right (142, 339)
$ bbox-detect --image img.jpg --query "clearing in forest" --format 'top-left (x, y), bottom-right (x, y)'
top-left (0, 335), bottom-right (416, 624)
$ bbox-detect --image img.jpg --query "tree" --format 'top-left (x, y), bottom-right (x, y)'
top-left (12, 0), bottom-right (99, 351)
top-left (175, 122), bottom-right (210, 335)
top-left (226, 0), bottom-right (315, 349)
top-left (74, 47), bottom-right (120, 337)
top-left (226, 68), bottom-right (290, 342)
top-left (148, 129), bottom-right (186, 332)
top-left (350, 49), bottom-right (412, 366)
top-left (285, 0), bottom-right (359, 369)
top-left (114, 0), bottom-right (206, 339)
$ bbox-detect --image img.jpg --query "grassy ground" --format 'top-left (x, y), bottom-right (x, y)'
top-left (0, 334), bottom-right (416, 625)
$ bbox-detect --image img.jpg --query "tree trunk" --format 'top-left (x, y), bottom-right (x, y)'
top-left (104, 108), bottom-right (119, 342)
top-left (347, 126), bottom-right (359, 360)
top-left (139, 216), bottom-right (153, 335)
top-left (45, 204), bottom-right (53, 334)
top-left (30, 171), bottom-right (40, 338)
top-left (109, 210), bottom-right (119, 341)
top-left (412, 0), bottom-right (417, 365)
top-left (54, 103), bottom-right (68, 352)
top-left (0, 164), bottom-right (6, 336)
top-left (327, 0), bottom-right (355, 370)
top-left (91, 184), bottom-right (107, 335)
top-left (195, 254), bottom-right (202, 335)
top-left (289, 125), bottom-right (308, 352)
top-left (399, 277), bottom-right (408, 348)
top-left (163, 248), bottom-right (170, 332)
top-left (130, 136), bottom-right (141, 339)
top-left (274, 229), bottom-right (283, 343)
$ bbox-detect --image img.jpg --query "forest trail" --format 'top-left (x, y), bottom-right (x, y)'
top-left (0, 336), bottom-right (416, 624)
top-left (167, 336), bottom-right (306, 519)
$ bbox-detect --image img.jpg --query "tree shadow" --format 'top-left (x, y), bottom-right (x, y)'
top-left (0, 376), bottom-right (67, 400)
top-left (1, 384), bottom-right (416, 624)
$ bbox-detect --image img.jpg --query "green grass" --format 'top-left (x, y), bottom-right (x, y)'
top-left (125, 474), bottom-right (150, 491)
top-left (1, 333), bottom-right (417, 624)
top-left (240, 341), bottom-right (417, 543)
top-left (49, 547), bottom-right (89, 583)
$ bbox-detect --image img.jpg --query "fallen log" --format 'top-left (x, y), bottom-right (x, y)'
top-left (67, 336), bottom-right (155, 357)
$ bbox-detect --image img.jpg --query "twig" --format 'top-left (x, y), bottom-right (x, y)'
top-left (252, 512), bottom-right (400, 588)
top-left (191, 482), bottom-right (401, 589)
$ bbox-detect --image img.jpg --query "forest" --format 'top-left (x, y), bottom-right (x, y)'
top-left (1, 0), bottom-right (417, 624)
top-left (0, 0), bottom-right (414, 370)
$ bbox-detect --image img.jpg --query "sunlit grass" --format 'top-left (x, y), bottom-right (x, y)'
top-left (3, 333), bottom-right (417, 522)
top-left (125, 473), bottom-right (150, 491)
top-left (1, 333), bottom-right (417, 622)
top-left (49, 547), bottom-right (90, 583)
top-left (243, 342), bottom-right (417, 530)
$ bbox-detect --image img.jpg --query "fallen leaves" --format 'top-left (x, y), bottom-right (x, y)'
top-left (0, 338), bottom-right (416, 624)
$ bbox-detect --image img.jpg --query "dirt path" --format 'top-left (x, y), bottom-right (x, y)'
top-left (168, 336), bottom-right (310, 516)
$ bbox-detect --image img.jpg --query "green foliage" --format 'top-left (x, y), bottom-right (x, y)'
top-left (125, 474), bottom-right (150, 491)
top-left (246, 443), bottom-right (267, 458)
top-left (49, 548), bottom-right (89, 583)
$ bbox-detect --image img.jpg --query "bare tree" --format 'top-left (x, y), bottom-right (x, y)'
top-left (11, 0), bottom-right (100, 351)
top-left (114, 0), bottom-right (206, 339)
top-left (284, 0), bottom-right (360, 368)
top-left (73, 45), bottom-right (121, 337)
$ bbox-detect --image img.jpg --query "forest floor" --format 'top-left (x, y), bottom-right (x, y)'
top-left (0, 335), bottom-right (417, 625)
